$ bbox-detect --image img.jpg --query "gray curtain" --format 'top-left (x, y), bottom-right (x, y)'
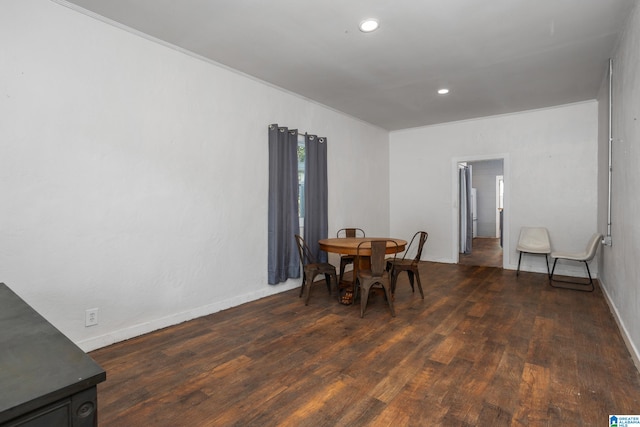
top-left (303, 134), bottom-right (329, 263)
top-left (459, 166), bottom-right (472, 254)
top-left (267, 124), bottom-right (300, 284)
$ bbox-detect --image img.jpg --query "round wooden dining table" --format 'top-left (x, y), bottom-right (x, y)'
top-left (318, 237), bottom-right (407, 304)
top-left (319, 237), bottom-right (407, 256)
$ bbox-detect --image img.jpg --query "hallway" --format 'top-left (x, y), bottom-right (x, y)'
top-left (459, 237), bottom-right (503, 268)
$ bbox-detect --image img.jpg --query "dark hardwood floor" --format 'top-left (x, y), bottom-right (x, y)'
top-left (459, 237), bottom-right (503, 268)
top-left (90, 262), bottom-right (640, 426)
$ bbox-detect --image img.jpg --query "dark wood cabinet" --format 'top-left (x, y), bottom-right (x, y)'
top-left (0, 283), bottom-right (106, 426)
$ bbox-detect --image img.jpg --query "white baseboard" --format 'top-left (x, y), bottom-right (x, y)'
top-left (76, 281), bottom-right (300, 352)
top-left (599, 278), bottom-right (640, 373)
top-left (505, 262), bottom-right (596, 278)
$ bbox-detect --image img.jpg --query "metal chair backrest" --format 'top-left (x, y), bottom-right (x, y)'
top-left (337, 228), bottom-right (365, 238)
top-left (402, 231), bottom-right (428, 265)
top-left (358, 239), bottom-right (398, 276)
top-left (294, 234), bottom-right (316, 266)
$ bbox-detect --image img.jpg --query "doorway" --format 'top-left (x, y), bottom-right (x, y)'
top-left (453, 155), bottom-right (509, 268)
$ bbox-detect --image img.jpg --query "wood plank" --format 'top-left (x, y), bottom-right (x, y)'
top-left (90, 262), bottom-right (640, 426)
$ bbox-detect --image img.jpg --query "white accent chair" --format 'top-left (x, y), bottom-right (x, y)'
top-left (550, 233), bottom-right (603, 292)
top-left (516, 227), bottom-right (551, 277)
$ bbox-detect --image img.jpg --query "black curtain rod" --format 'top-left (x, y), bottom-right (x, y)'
top-left (270, 124), bottom-right (324, 141)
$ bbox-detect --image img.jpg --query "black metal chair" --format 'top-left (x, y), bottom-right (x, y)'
top-left (550, 233), bottom-right (603, 292)
top-left (356, 239), bottom-right (397, 318)
top-left (336, 228), bottom-right (365, 283)
top-left (294, 235), bottom-right (337, 305)
top-left (386, 231), bottom-right (428, 298)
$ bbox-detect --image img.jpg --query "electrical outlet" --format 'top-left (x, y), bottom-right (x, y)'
top-left (85, 308), bottom-right (99, 327)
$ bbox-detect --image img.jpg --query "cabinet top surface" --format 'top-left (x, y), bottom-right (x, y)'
top-left (0, 283), bottom-right (106, 422)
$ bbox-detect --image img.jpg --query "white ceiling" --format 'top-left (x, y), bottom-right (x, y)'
top-left (60, 0), bottom-right (635, 130)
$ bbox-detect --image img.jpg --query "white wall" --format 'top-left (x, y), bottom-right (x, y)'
top-left (0, 0), bottom-right (390, 351)
top-left (597, 2), bottom-right (640, 365)
top-left (389, 102), bottom-right (599, 275)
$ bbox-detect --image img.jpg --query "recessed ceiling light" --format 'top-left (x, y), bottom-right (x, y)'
top-left (359, 19), bottom-right (379, 32)
top-left (437, 88), bottom-right (450, 95)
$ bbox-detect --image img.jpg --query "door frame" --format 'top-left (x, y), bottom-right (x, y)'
top-left (451, 153), bottom-right (510, 268)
